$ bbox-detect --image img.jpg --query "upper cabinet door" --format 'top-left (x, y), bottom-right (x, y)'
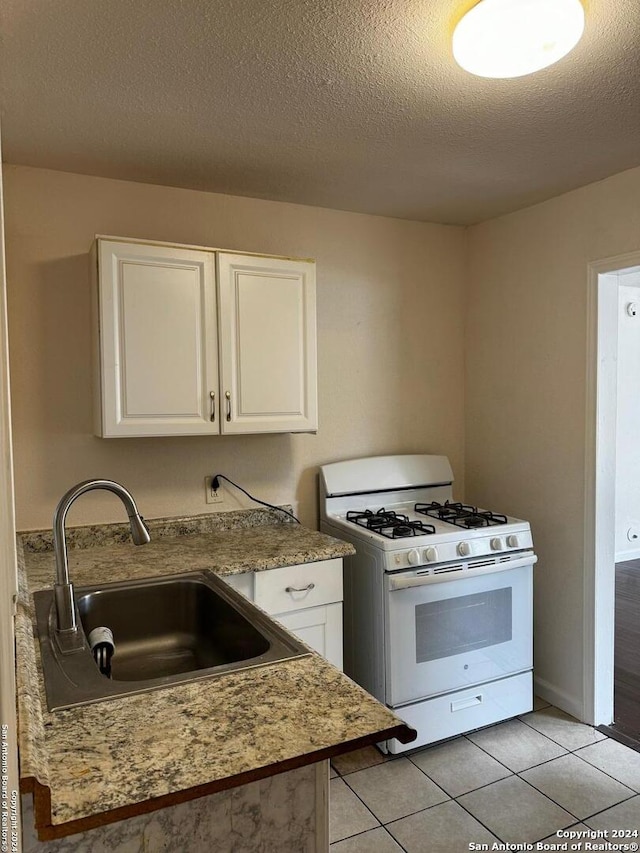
top-left (96, 241), bottom-right (219, 437)
top-left (217, 254), bottom-right (318, 434)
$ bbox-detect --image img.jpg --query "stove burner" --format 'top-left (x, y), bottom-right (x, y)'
top-left (346, 509), bottom-right (436, 539)
top-left (415, 501), bottom-right (508, 529)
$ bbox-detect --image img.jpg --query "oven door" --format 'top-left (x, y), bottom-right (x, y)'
top-left (384, 554), bottom-right (534, 707)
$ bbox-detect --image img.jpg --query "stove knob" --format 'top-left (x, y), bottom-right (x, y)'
top-left (490, 537), bottom-right (503, 551)
top-left (506, 534), bottom-right (519, 548)
top-left (457, 541), bottom-right (472, 557)
top-left (424, 546), bottom-right (439, 563)
top-left (407, 548), bottom-right (421, 566)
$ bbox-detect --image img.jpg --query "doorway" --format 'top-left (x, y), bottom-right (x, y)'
top-left (612, 558), bottom-right (640, 745)
top-left (585, 253), bottom-right (640, 749)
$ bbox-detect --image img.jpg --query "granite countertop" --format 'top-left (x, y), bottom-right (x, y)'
top-left (21, 511), bottom-right (355, 593)
top-left (16, 508), bottom-right (414, 839)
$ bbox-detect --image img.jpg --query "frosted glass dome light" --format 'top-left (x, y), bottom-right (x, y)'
top-left (453, 0), bottom-right (585, 79)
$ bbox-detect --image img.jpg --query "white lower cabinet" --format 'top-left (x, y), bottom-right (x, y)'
top-left (224, 558), bottom-right (343, 669)
top-left (274, 603), bottom-right (343, 671)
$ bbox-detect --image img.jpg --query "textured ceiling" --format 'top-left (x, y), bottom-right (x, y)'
top-left (1, 0), bottom-right (640, 225)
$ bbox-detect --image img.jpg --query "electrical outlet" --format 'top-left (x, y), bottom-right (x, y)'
top-left (204, 476), bottom-right (224, 504)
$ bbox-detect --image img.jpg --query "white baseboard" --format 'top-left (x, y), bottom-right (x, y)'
top-left (615, 547), bottom-right (640, 563)
top-left (534, 676), bottom-right (584, 721)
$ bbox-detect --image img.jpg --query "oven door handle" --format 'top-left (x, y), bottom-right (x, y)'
top-left (388, 553), bottom-right (537, 590)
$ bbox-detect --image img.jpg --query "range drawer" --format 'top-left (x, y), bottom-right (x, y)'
top-left (254, 558), bottom-right (343, 615)
top-left (385, 671), bottom-right (532, 754)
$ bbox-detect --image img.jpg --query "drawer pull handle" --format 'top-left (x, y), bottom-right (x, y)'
top-left (451, 694), bottom-right (483, 713)
top-left (285, 583), bottom-right (315, 593)
top-left (209, 391), bottom-right (216, 422)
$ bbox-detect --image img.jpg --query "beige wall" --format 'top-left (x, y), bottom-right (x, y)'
top-left (466, 164), bottom-right (640, 717)
top-left (7, 159), bottom-right (640, 718)
top-left (3, 165), bottom-right (466, 531)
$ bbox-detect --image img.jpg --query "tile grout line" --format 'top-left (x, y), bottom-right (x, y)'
top-left (340, 758), bottom-right (452, 826)
top-left (511, 770), bottom-right (639, 833)
top-left (455, 774), bottom-right (578, 845)
top-left (574, 791), bottom-right (640, 824)
top-left (464, 732), bottom-right (569, 775)
top-left (329, 776), bottom-right (382, 845)
top-left (431, 793), bottom-right (503, 845)
top-left (331, 749), bottom-right (402, 778)
top-left (329, 823), bottom-right (410, 853)
top-left (333, 747), bottom-right (508, 845)
top-left (517, 712), bottom-right (609, 752)
top-left (405, 745), bottom-right (516, 799)
top-left (571, 745), bottom-right (640, 794)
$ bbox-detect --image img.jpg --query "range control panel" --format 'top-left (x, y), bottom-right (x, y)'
top-left (387, 529), bottom-right (534, 571)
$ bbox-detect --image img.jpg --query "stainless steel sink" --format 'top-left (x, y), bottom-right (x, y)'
top-left (34, 571), bottom-right (310, 711)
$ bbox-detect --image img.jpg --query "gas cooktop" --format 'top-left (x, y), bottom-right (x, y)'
top-left (346, 509), bottom-right (436, 540)
top-left (346, 501), bottom-right (508, 539)
top-left (320, 454), bottom-right (533, 563)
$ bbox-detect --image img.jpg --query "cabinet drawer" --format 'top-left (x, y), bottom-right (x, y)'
top-left (254, 558), bottom-right (342, 615)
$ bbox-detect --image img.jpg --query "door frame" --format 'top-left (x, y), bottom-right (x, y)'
top-left (0, 158), bottom-right (21, 847)
top-left (584, 250), bottom-right (640, 725)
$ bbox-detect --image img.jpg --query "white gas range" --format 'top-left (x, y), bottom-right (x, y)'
top-left (319, 454), bottom-right (537, 753)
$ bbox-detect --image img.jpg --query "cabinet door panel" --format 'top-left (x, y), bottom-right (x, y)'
top-left (120, 263), bottom-right (203, 414)
top-left (97, 241), bottom-right (218, 436)
top-left (222, 571), bottom-right (254, 600)
top-left (275, 603), bottom-right (343, 670)
top-left (236, 274), bottom-right (303, 414)
top-left (217, 254), bottom-right (317, 433)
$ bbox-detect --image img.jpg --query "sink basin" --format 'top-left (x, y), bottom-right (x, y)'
top-left (34, 571), bottom-right (310, 711)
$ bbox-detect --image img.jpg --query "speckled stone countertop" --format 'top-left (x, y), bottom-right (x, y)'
top-left (20, 508), bottom-right (355, 592)
top-left (16, 509), bottom-right (414, 837)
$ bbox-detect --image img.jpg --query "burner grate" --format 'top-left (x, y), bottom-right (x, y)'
top-left (346, 509), bottom-right (436, 539)
top-left (415, 501), bottom-right (507, 529)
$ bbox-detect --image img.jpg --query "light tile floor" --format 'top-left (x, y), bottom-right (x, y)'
top-left (330, 700), bottom-right (640, 852)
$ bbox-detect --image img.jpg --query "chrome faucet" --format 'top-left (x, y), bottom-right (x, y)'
top-left (53, 480), bottom-right (150, 651)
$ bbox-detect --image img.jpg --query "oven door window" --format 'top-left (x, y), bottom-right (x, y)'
top-left (384, 564), bottom-right (533, 707)
top-left (415, 587), bottom-right (512, 663)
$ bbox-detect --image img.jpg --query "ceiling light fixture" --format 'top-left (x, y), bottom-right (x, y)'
top-left (453, 0), bottom-right (585, 79)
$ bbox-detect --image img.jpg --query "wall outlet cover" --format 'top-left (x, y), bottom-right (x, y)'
top-left (204, 476), bottom-right (224, 504)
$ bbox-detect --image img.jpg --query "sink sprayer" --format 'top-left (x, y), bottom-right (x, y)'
top-left (88, 627), bottom-right (115, 677)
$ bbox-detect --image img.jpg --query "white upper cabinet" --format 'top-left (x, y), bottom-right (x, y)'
top-left (94, 239), bottom-right (317, 437)
top-left (95, 241), bottom-right (218, 437)
top-left (217, 253), bottom-right (317, 434)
